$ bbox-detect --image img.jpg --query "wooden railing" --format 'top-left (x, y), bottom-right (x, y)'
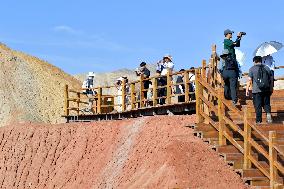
top-left (64, 68), bottom-right (196, 116)
top-left (195, 45), bottom-right (284, 188)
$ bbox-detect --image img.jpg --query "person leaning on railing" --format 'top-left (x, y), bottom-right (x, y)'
top-left (155, 70), bottom-right (166, 105)
top-left (188, 67), bottom-right (196, 100)
top-left (176, 69), bottom-right (186, 102)
top-left (115, 76), bottom-right (129, 112)
top-left (175, 68), bottom-right (196, 103)
top-left (135, 62), bottom-right (151, 101)
top-left (156, 55), bottom-right (175, 103)
top-left (82, 72), bottom-right (97, 112)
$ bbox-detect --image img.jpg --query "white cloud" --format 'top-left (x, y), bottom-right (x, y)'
top-left (53, 25), bottom-right (82, 35)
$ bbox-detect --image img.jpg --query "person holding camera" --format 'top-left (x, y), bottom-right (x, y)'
top-left (156, 55), bottom-right (174, 76)
top-left (224, 29), bottom-right (245, 60)
top-left (135, 62), bottom-right (151, 100)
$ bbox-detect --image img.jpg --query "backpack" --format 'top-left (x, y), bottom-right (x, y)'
top-left (224, 56), bottom-right (238, 70)
top-left (256, 64), bottom-right (271, 91)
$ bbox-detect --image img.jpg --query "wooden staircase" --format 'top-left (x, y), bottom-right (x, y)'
top-left (193, 45), bottom-right (284, 189)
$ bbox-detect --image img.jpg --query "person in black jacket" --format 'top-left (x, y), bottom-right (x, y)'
top-left (155, 70), bottom-right (166, 105)
top-left (135, 62), bottom-right (151, 101)
top-left (176, 69), bottom-right (186, 102)
top-left (220, 49), bottom-right (239, 105)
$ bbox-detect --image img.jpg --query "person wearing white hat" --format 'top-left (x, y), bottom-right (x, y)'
top-left (82, 72), bottom-right (96, 112)
top-left (156, 55), bottom-right (175, 104)
top-left (157, 55), bottom-right (174, 76)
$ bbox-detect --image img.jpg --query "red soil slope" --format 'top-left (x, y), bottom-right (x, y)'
top-left (0, 115), bottom-right (249, 189)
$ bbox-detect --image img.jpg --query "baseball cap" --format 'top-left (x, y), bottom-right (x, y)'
top-left (224, 29), bottom-right (234, 36)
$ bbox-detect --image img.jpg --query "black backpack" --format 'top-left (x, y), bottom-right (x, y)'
top-left (256, 64), bottom-right (271, 91)
top-left (224, 56), bottom-right (238, 70)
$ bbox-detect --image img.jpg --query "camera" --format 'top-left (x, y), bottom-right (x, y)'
top-left (116, 80), bottom-right (122, 85)
top-left (135, 68), bottom-right (142, 76)
top-left (240, 32), bottom-right (246, 36)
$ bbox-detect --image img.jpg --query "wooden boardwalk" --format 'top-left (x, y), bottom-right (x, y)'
top-left (62, 44), bottom-right (284, 188)
top-left (194, 46), bottom-right (284, 188)
top-left (63, 65), bottom-right (197, 122)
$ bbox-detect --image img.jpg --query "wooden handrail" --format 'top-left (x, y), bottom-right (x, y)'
top-left (195, 46), bottom-right (284, 188)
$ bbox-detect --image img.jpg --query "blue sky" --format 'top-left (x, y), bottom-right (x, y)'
top-left (0, 0), bottom-right (284, 75)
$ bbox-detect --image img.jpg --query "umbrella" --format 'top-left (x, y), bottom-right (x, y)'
top-left (253, 41), bottom-right (283, 57)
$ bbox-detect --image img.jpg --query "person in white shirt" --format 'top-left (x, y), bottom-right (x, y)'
top-left (262, 54), bottom-right (275, 71)
top-left (115, 76), bottom-right (129, 112)
top-left (156, 55), bottom-right (175, 103)
top-left (262, 54), bottom-right (275, 87)
top-left (82, 72), bottom-right (96, 112)
top-left (188, 67), bottom-right (196, 91)
top-left (157, 55), bottom-right (175, 76)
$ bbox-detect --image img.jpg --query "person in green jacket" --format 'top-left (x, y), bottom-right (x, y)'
top-left (223, 29), bottom-right (244, 60)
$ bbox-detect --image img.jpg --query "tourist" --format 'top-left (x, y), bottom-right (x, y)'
top-left (157, 55), bottom-right (175, 76)
top-left (155, 70), bottom-right (166, 105)
top-left (175, 67), bottom-right (196, 103)
top-left (156, 55), bottom-right (175, 103)
top-left (246, 56), bottom-right (273, 124)
top-left (135, 62), bottom-right (151, 101)
top-left (82, 72), bottom-right (97, 112)
top-left (262, 54), bottom-right (276, 85)
top-left (223, 29), bottom-right (245, 60)
top-left (176, 69), bottom-right (186, 102)
top-left (188, 67), bottom-right (196, 100)
top-left (115, 76), bottom-right (129, 112)
top-left (219, 49), bottom-right (239, 105)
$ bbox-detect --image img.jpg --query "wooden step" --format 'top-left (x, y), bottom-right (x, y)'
top-left (217, 145), bottom-right (241, 154)
top-left (243, 169), bottom-right (265, 178)
top-left (194, 123), bottom-right (217, 132)
top-left (257, 125), bottom-right (284, 131)
top-left (251, 179), bottom-right (270, 187)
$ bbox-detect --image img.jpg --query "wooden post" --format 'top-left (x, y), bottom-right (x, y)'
top-left (218, 89), bottom-right (226, 145)
top-left (200, 61), bottom-right (209, 124)
top-left (201, 60), bottom-right (207, 79)
top-left (166, 68), bottom-right (171, 104)
top-left (152, 78), bottom-right (157, 106)
top-left (131, 83), bottom-right (135, 110)
top-left (210, 58), bottom-right (215, 87)
top-left (269, 131), bottom-right (277, 188)
top-left (97, 87), bottom-right (102, 114)
top-left (212, 44), bottom-right (217, 54)
top-left (140, 75), bottom-right (144, 108)
top-left (212, 44), bottom-right (217, 85)
top-left (64, 84), bottom-right (69, 116)
top-left (195, 69), bottom-right (203, 123)
top-left (121, 79), bottom-right (126, 112)
top-left (77, 92), bottom-right (80, 116)
top-left (184, 70), bottom-right (190, 102)
top-left (243, 107), bottom-right (252, 169)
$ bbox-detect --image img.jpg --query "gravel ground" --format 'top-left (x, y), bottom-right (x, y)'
top-left (0, 115), bottom-right (250, 189)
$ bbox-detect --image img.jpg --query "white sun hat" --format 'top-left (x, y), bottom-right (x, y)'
top-left (88, 72), bottom-right (96, 77)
